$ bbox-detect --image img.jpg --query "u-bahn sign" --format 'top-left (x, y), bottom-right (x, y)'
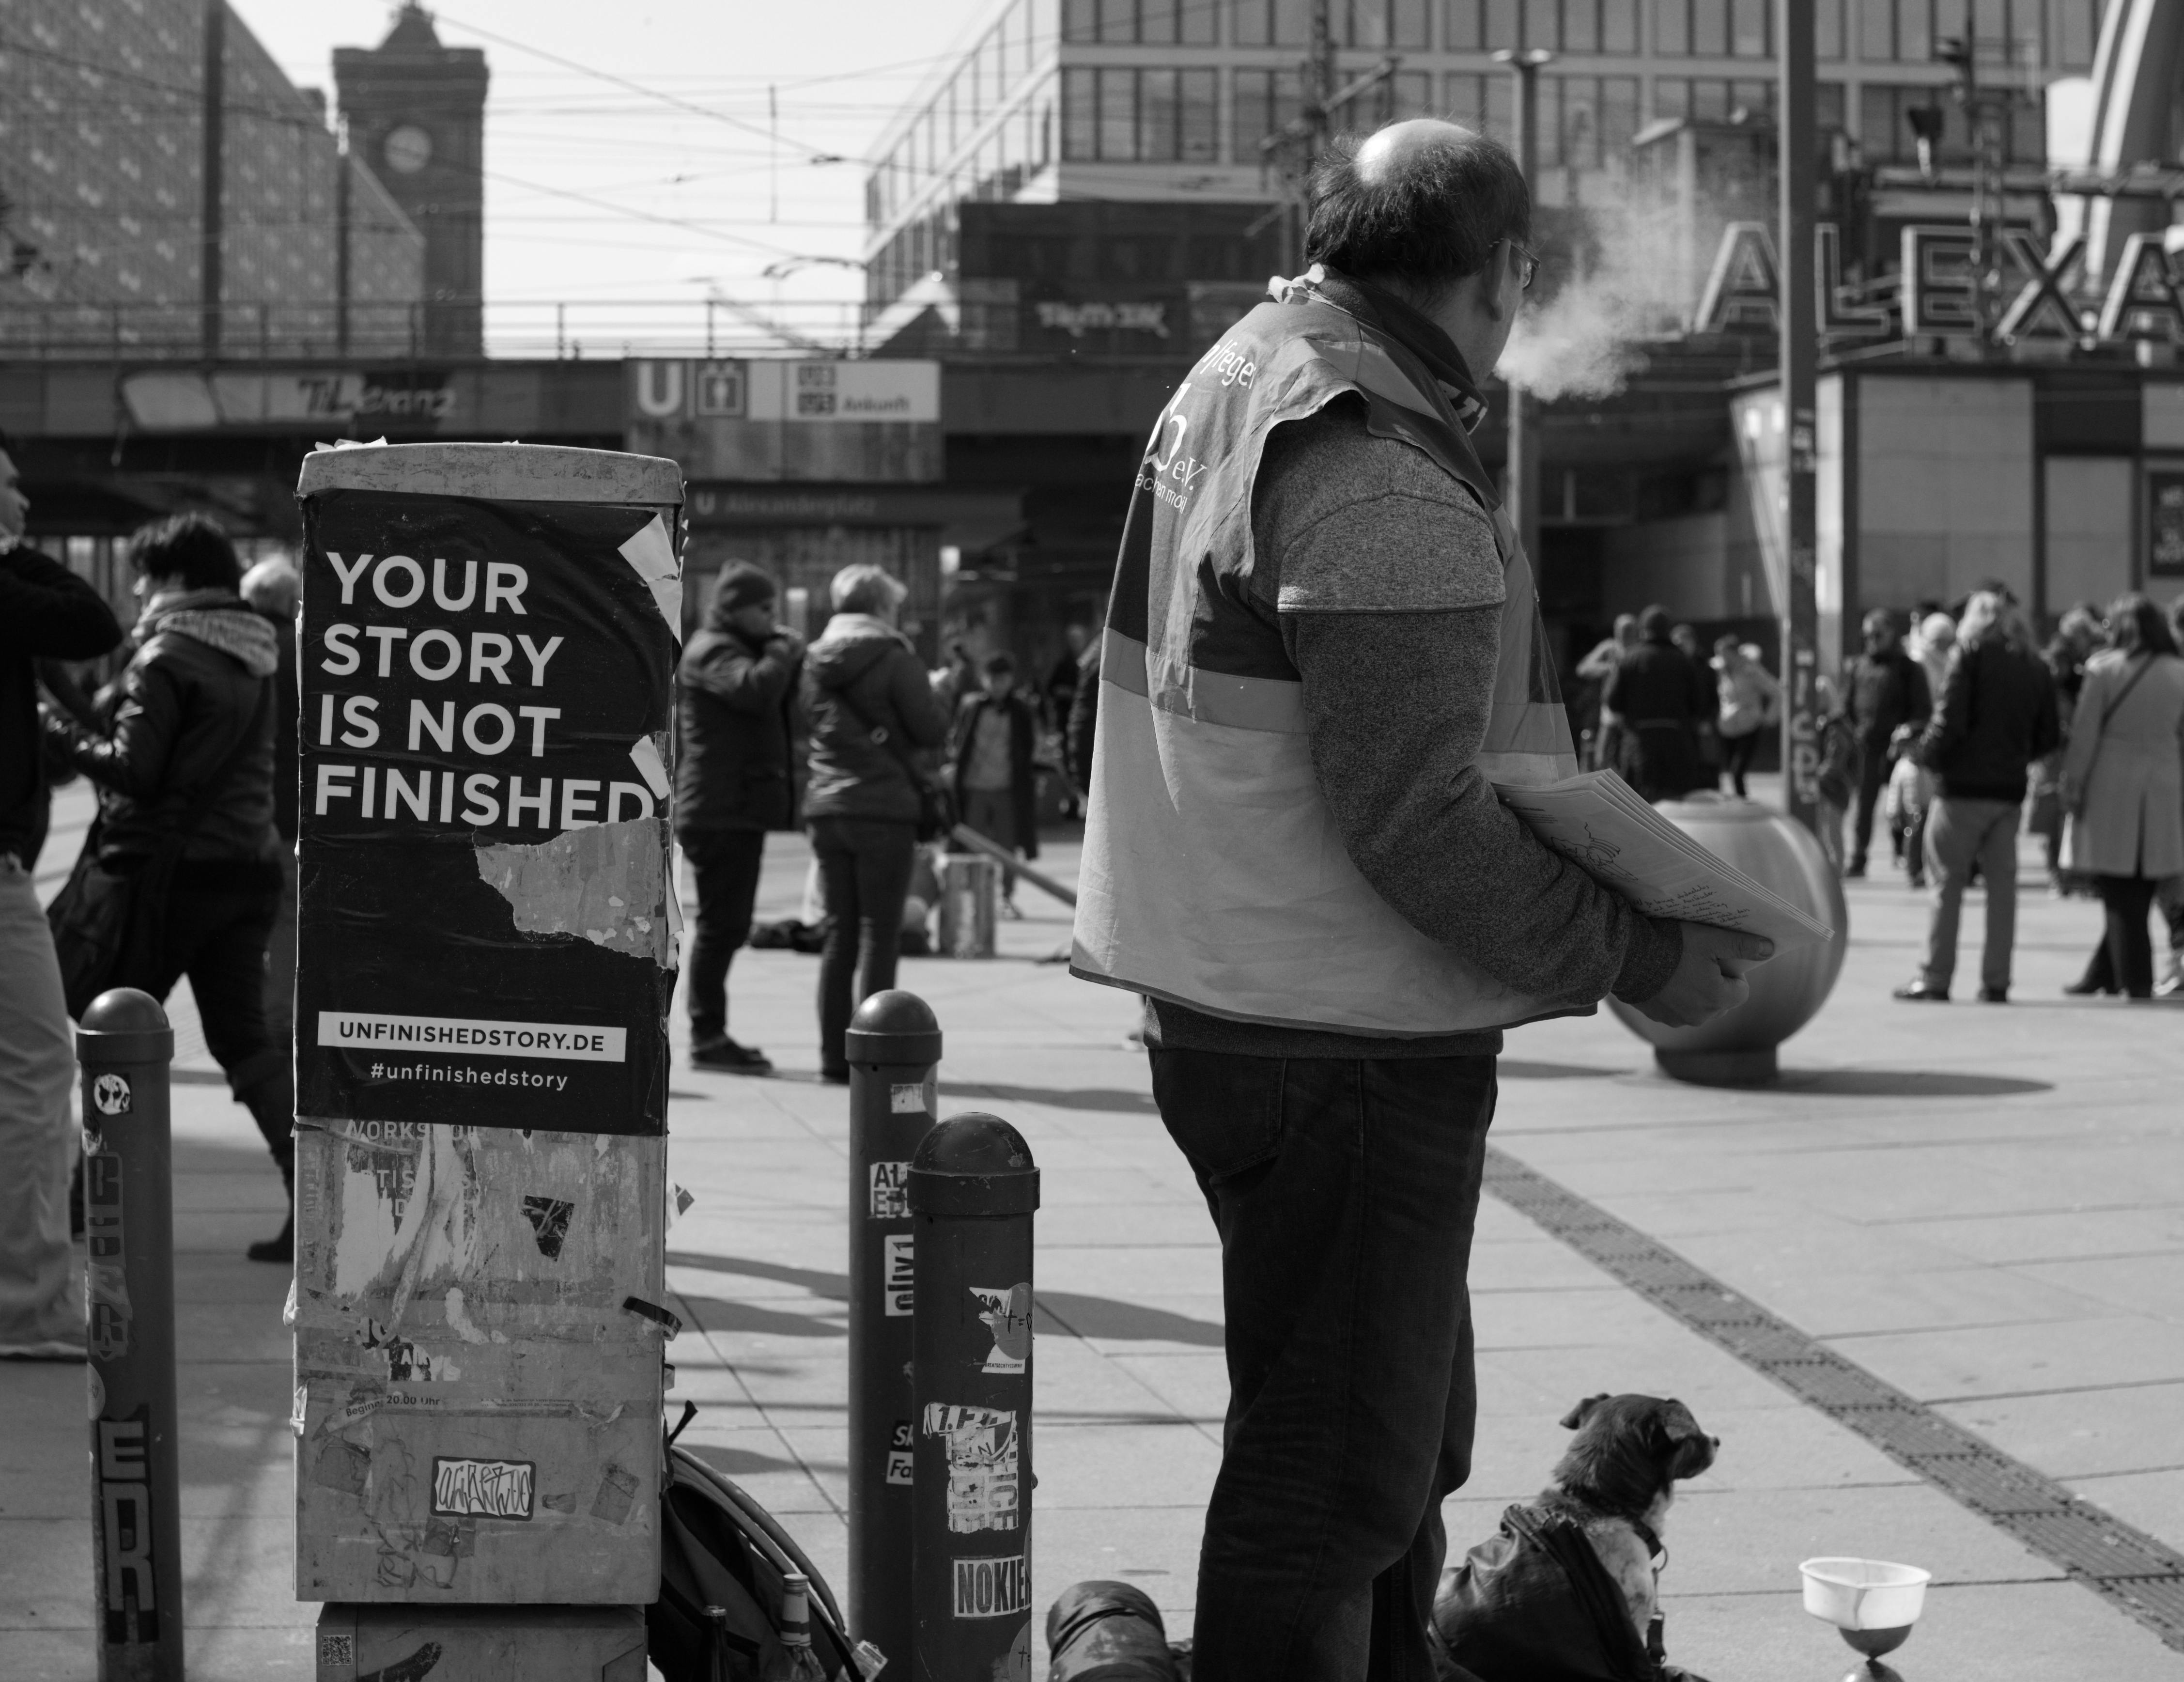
top-left (1698, 220), bottom-right (2184, 347)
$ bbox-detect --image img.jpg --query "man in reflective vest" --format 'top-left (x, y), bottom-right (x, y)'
top-left (1071, 121), bottom-right (1770, 1678)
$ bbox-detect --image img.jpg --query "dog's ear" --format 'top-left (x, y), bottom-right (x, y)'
top-left (1657, 1403), bottom-right (1718, 1480)
top-left (1559, 1393), bottom-right (1611, 1431)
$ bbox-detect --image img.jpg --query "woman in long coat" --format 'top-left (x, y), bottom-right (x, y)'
top-left (2061, 594), bottom-right (2184, 997)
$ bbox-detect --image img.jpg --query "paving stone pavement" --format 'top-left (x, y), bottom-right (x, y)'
top-left (5, 783), bottom-right (2184, 1678)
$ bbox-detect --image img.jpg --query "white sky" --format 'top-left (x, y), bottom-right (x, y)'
top-left (241, 0), bottom-right (989, 352)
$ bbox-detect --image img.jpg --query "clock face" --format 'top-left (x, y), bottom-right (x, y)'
top-left (383, 124), bottom-right (433, 174)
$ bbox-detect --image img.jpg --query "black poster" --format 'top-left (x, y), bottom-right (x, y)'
top-left (296, 487), bottom-right (678, 1135)
top-left (2151, 471), bottom-right (2184, 578)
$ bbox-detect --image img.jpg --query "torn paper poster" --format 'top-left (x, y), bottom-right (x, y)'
top-left (922, 1404), bottom-right (1019, 1534)
top-left (475, 818), bottom-right (675, 969)
top-left (969, 1283), bottom-right (1033, 1374)
top-left (617, 514), bottom-right (683, 641)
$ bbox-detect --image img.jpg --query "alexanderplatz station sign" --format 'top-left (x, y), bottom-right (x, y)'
top-left (1699, 221), bottom-right (2184, 349)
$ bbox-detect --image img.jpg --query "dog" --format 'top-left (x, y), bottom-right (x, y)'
top-left (1431, 1392), bottom-right (1719, 1682)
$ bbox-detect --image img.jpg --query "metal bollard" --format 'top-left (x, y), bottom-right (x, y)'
top-left (908, 1114), bottom-right (1038, 1681)
top-left (937, 854), bottom-right (998, 959)
top-left (77, 987), bottom-right (183, 1682)
top-left (845, 990), bottom-right (944, 1669)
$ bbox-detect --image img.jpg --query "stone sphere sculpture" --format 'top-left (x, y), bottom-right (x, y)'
top-left (1607, 793), bottom-right (1848, 1084)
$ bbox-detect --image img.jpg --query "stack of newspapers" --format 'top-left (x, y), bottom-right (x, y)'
top-left (1492, 770), bottom-right (1836, 949)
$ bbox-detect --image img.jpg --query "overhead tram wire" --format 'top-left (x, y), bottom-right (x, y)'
top-left (428, 7), bottom-right (844, 162)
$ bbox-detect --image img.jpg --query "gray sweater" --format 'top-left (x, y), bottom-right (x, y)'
top-left (1146, 397), bottom-right (1682, 1060)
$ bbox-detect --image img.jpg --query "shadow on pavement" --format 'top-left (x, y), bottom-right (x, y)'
top-left (941, 1082), bottom-right (1157, 1114)
top-left (682, 1442), bottom-right (844, 1480)
top-left (677, 1295), bottom-right (846, 1338)
top-left (667, 1252), bottom-right (1223, 1345)
top-left (1500, 1060), bottom-right (1621, 1080)
top-left (1774, 1069), bottom-right (2054, 1097)
top-left (1036, 1292), bottom-right (1224, 1346)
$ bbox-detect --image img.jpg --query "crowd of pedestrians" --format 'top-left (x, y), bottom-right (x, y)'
top-left (675, 558), bottom-right (1086, 1081)
top-left (1575, 585), bottom-right (2184, 1003)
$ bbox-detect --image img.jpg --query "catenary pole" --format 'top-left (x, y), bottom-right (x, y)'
top-left (1778, 0), bottom-right (1822, 831)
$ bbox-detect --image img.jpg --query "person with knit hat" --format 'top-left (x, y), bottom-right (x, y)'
top-left (675, 561), bottom-right (804, 1074)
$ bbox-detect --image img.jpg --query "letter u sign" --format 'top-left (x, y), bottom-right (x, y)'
top-left (635, 360), bottom-right (684, 419)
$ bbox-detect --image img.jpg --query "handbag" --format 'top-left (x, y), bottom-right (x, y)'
top-left (47, 681), bottom-right (271, 1018)
top-left (835, 681), bottom-right (955, 844)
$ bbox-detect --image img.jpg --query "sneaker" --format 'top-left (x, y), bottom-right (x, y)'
top-left (247, 1215), bottom-right (294, 1264)
top-left (1978, 985), bottom-right (2008, 1003)
top-left (1906, 873), bottom-right (1926, 890)
top-left (691, 1036), bottom-right (774, 1075)
top-left (819, 1067), bottom-right (851, 1086)
top-left (0, 1338), bottom-right (87, 1362)
top-left (1891, 979), bottom-right (1949, 1002)
top-left (1844, 860), bottom-right (1868, 879)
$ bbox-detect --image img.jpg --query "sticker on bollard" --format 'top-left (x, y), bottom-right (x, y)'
top-left (844, 989), bottom-right (943, 1672)
top-left (910, 1113), bottom-right (1039, 1682)
top-left (77, 987), bottom-right (184, 1682)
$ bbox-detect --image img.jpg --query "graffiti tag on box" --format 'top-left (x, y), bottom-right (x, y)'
top-left (969, 1282), bottom-right (1032, 1374)
top-left (952, 1553), bottom-right (1030, 1618)
top-left (923, 1403), bottom-right (1018, 1533)
top-left (869, 1160), bottom-right (910, 1219)
top-left (883, 1232), bottom-right (914, 1316)
top-left (431, 1456), bottom-right (535, 1520)
top-left (85, 1152), bottom-right (130, 1361)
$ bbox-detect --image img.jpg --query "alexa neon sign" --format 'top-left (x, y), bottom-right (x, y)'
top-left (1696, 221), bottom-right (2184, 345)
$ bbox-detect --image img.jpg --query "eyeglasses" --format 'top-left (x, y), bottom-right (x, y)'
top-left (1507, 239), bottom-right (1540, 291)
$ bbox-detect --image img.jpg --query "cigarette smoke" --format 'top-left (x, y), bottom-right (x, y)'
top-left (1494, 145), bottom-right (1769, 403)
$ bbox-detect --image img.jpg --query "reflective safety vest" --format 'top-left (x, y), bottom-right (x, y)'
top-left (1070, 280), bottom-right (1580, 1038)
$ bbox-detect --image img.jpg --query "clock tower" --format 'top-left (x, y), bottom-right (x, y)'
top-left (335, 4), bottom-right (488, 357)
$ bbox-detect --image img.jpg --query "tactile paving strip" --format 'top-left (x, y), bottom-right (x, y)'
top-left (1483, 1144), bottom-right (2184, 1652)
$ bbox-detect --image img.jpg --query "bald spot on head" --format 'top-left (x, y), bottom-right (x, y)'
top-left (1354, 118), bottom-right (1480, 187)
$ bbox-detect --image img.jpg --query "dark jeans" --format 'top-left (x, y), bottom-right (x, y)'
top-left (1720, 728), bottom-right (1763, 797)
top-left (1149, 1048), bottom-right (1497, 1682)
top-left (681, 828), bottom-right (768, 1043)
top-left (1849, 743), bottom-right (1890, 867)
top-left (809, 817), bottom-right (915, 1076)
top-left (121, 858), bottom-right (291, 1182)
top-left (2080, 874), bottom-right (2159, 997)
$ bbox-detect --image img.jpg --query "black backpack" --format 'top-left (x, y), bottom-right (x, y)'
top-left (649, 1405), bottom-right (877, 1681)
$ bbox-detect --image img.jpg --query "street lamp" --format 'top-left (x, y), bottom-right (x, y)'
top-left (1491, 48), bottom-right (1554, 575)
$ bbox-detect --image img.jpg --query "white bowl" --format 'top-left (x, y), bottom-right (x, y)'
top-left (1799, 1557), bottom-right (1932, 1631)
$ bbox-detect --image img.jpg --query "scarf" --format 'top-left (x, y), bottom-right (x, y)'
top-left (136, 588), bottom-right (281, 678)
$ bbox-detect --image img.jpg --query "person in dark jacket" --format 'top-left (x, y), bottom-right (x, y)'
top-left (1601, 605), bottom-right (1712, 802)
top-left (1892, 592), bottom-right (2060, 1003)
top-left (1843, 608), bottom-right (1930, 875)
top-left (46, 514), bottom-right (291, 1262)
top-left (675, 562), bottom-right (804, 1075)
top-left (240, 554), bottom-right (300, 1068)
top-left (951, 652), bottom-right (1040, 909)
top-left (0, 437), bottom-right (122, 1358)
top-left (802, 563), bottom-right (948, 1081)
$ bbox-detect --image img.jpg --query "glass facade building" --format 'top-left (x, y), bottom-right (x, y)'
top-left (863, 0), bottom-right (2106, 314)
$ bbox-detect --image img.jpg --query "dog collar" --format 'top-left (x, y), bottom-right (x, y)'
top-left (1631, 1516), bottom-right (1667, 1573)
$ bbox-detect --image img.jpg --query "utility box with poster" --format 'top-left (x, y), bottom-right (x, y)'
top-left (314, 1603), bottom-right (649, 1682)
top-left (291, 443), bottom-right (682, 1604)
